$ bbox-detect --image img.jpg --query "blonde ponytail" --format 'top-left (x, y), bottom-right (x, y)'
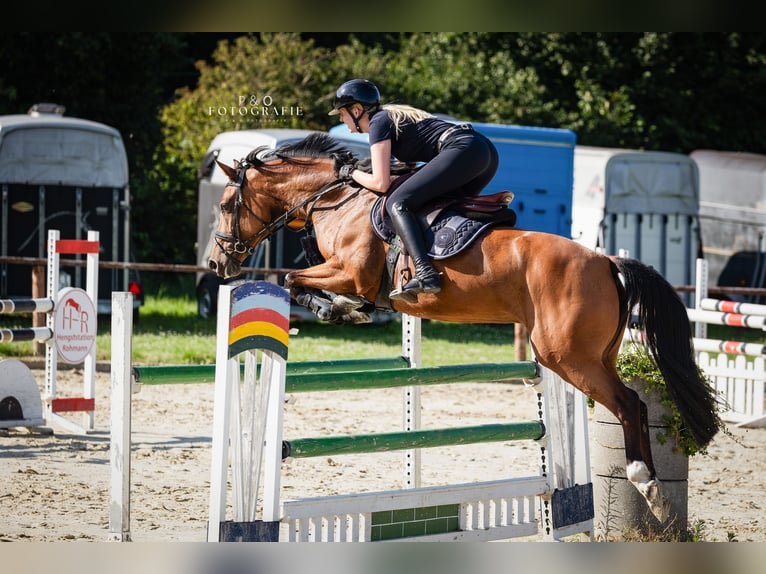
top-left (381, 104), bottom-right (433, 136)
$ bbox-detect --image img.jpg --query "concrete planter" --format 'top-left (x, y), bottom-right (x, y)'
top-left (591, 377), bottom-right (689, 540)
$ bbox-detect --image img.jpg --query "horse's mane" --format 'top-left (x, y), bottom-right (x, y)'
top-left (240, 132), bottom-right (413, 178)
top-left (244, 132), bottom-right (355, 173)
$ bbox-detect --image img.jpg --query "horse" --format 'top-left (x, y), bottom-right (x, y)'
top-left (208, 132), bottom-right (720, 523)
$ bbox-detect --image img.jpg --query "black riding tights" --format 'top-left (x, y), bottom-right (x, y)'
top-left (385, 132), bottom-right (499, 215)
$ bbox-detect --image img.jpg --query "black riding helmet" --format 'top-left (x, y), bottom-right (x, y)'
top-left (328, 79), bottom-right (380, 116)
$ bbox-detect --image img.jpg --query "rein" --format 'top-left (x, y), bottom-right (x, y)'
top-left (214, 162), bottom-right (354, 257)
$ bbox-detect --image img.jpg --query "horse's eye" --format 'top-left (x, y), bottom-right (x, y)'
top-left (219, 201), bottom-right (233, 214)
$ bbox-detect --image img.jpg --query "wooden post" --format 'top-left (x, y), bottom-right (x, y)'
top-left (31, 263), bottom-right (45, 356)
top-left (514, 324), bottom-right (528, 361)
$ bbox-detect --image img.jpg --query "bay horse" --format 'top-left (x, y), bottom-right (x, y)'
top-left (208, 132), bottom-right (720, 523)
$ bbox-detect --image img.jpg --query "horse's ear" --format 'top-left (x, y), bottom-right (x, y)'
top-left (216, 160), bottom-right (238, 181)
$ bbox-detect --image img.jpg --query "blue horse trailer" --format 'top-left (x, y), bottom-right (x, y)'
top-left (329, 121), bottom-right (576, 238)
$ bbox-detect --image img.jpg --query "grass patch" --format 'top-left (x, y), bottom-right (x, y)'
top-left (0, 295), bottom-right (521, 366)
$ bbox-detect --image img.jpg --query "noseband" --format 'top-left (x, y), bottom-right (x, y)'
top-left (213, 162), bottom-right (354, 262)
top-left (213, 163), bottom-right (266, 257)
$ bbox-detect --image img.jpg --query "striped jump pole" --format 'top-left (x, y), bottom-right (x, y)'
top-left (700, 297), bottom-right (766, 317)
top-left (693, 337), bottom-right (766, 357)
top-left (688, 257), bottom-right (766, 427)
top-left (0, 326), bottom-right (54, 343)
top-left (0, 298), bottom-right (54, 314)
top-left (687, 308), bottom-right (766, 330)
top-left (0, 299), bottom-right (54, 343)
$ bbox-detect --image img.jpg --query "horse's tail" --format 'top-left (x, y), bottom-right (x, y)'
top-left (612, 257), bottom-right (720, 449)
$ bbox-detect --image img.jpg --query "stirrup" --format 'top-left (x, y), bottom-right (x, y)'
top-left (389, 274), bottom-right (441, 300)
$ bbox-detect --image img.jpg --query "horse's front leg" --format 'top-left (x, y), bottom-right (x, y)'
top-left (286, 261), bottom-right (373, 324)
top-left (291, 285), bottom-right (371, 325)
top-left (285, 259), bottom-right (362, 296)
top-left (292, 286), bottom-right (334, 321)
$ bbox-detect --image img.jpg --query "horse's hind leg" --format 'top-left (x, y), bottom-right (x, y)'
top-left (534, 345), bottom-right (671, 522)
top-left (584, 364), bottom-right (670, 522)
top-left (625, 397), bottom-right (671, 522)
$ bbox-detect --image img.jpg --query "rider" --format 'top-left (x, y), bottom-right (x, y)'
top-left (329, 78), bottom-right (499, 301)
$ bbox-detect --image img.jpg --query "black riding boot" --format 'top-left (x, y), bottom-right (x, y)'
top-left (388, 203), bottom-right (441, 300)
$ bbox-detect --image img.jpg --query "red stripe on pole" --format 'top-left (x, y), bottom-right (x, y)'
top-left (51, 397), bottom-right (95, 412)
top-left (55, 240), bottom-right (100, 254)
top-left (716, 300), bottom-right (740, 313)
top-left (723, 313), bottom-right (745, 327)
top-left (722, 341), bottom-right (743, 354)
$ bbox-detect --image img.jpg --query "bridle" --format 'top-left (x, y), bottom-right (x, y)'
top-left (213, 161), bottom-right (357, 261)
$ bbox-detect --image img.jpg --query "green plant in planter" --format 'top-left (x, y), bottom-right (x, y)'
top-left (616, 343), bottom-right (724, 457)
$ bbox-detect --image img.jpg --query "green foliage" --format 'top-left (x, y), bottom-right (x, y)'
top-left (5, 32), bottom-right (766, 267)
top-left (146, 33), bottom-right (350, 264)
top-left (616, 343), bottom-right (721, 457)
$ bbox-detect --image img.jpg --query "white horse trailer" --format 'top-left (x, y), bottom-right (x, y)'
top-left (572, 147), bottom-right (701, 301)
top-left (692, 149), bottom-right (766, 298)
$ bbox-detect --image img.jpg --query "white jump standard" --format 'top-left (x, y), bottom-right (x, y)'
top-left (0, 229), bottom-right (99, 433)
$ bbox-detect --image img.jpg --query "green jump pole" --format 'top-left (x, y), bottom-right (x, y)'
top-left (283, 421), bottom-right (546, 459)
top-left (133, 356), bottom-right (410, 385)
top-left (285, 361), bottom-right (539, 393)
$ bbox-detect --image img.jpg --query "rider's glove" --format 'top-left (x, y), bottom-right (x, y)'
top-left (338, 163), bottom-right (356, 181)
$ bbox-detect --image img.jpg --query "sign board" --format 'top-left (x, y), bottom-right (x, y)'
top-left (54, 287), bottom-right (97, 364)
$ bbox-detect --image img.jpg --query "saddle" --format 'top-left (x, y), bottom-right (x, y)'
top-left (370, 185), bottom-right (517, 260)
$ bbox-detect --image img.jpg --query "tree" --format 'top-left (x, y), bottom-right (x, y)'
top-left (150, 33), bottom-right (351, 263)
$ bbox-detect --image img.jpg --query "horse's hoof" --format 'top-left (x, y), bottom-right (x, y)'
top-left (636, 478), bottom-right (671, 523)
top-left (627, 461), bottom-right (670, 522)
top-left (346, 311), bottom-right (372, 324)
top-left (316, 308), bottom-right (331, 321)
top-left (331, 294), bottom-right (364, 314)
top-left (328, 311), bottom-right (371, 325)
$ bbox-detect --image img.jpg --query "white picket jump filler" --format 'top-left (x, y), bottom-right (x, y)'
top-left (0, 229), bottom-right (99, 433)
top-left (206, 281), bottom-right (593, 543)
